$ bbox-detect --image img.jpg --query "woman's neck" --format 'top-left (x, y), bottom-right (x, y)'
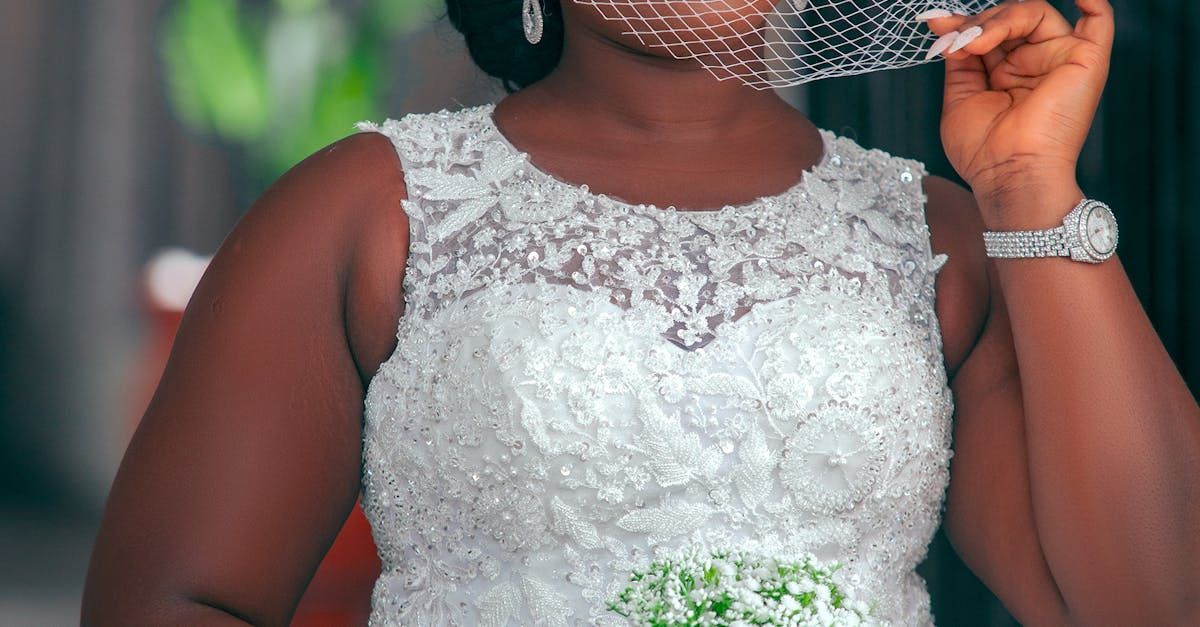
top-left (489, 12), bottom-right (826, 210)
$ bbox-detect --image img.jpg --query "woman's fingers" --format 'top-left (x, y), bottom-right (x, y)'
top-left (916, 0), bottom-right (1114, 108)
top-left (917, 2), bottom-right (1007, 35)
top-left (917, 3), bottom-right (1010, 60)
top-left (941, 52), bottom-right (992, 109)
top-left (944, 1), bottom-right (1074, 60)
top-left (926, 31), bottom-right (962, 60)
top-left (980, 46), bottom-right (1009, 75)
top-left (918, 0), bottom-right (1078, 61)
top-left (1073, 0), bottom-right (1115, 48)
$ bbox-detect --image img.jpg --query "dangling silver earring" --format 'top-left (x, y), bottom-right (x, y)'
top-left (522, 0), bottom-right (544, 45)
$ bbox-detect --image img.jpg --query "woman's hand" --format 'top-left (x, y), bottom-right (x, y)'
top-left (919, 0), bottom-right (1114, 223)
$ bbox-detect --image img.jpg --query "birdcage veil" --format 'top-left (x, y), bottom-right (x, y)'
top-left (573, 0), bottom-right (1003, 89)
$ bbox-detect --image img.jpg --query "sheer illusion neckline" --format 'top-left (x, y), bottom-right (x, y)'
top-left (480, 102), bottom-right (834, 215)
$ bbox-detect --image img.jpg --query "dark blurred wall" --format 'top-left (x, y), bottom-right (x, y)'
top-left (0, 0), bottom-right (229, 512)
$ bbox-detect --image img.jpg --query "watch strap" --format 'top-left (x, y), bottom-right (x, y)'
top-left (982, 225), bottom-right (1070, 258)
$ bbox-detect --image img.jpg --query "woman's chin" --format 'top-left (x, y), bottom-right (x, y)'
top-left (571, 0), bottom-right (781, 57)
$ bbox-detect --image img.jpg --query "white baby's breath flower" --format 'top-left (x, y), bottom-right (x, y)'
top-left (606, 547), bottom-right (877, 626)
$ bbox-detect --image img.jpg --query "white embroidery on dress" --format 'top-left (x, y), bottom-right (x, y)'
top-left (355, 103), bottom-right (955, 626)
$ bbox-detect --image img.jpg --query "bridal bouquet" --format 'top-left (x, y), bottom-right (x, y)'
top-left (606, 547), bottom-right (876, 626)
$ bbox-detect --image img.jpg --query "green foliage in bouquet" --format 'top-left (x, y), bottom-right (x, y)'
top-left (159, 0), bottom-right (437, 187)
top-left (607, 547), bottom-right (875, 626)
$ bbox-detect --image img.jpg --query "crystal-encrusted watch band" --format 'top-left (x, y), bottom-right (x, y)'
top-left (982, 226), bottom-right (1070, 258)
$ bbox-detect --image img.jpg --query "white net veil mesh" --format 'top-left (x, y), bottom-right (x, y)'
top-left (573, 0), bottom-right (1004, 89)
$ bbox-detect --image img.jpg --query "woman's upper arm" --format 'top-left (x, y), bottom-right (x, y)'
top-left (82, 130), bottom-right (408, 626)
top-left (925, 176), bottom-right (1071, 625)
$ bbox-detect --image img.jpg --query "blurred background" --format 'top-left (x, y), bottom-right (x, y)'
top-left (1, 0), bottom-right (1195, 625)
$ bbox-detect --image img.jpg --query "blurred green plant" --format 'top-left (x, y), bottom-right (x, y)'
top-left (160, 0), bottom-right (436, 185)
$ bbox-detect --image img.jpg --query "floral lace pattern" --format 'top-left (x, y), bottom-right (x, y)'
top-left (355, 103), bottom-right (954, 626)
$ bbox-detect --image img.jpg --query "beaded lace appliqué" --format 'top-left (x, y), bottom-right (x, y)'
top-left (355, 103), bottom-right (954, 626)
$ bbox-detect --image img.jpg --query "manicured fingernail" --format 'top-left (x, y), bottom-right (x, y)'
top-left (925, 31), bottom-right (960, 60)
top-left (947, 25), bottom-right (983, 53)
top-left (915, 8), bottom-right (953, 21)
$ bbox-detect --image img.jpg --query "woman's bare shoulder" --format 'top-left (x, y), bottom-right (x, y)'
top-left (239, 129), bottom-right (413, 386)
top-left (333, 130), bottom-right (414, 385)
top-left (922, 174), bottom-right (992, 379)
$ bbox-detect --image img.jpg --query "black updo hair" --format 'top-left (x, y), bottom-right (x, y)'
top-left (445, 0), bottom-right (565, 93)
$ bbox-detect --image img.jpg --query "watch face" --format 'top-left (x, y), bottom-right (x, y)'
top-left (1084, 204), bottom-right (1118, 255)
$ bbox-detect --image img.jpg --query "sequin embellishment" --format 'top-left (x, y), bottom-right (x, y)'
top-left (355, 103), bottom-right (955, 626)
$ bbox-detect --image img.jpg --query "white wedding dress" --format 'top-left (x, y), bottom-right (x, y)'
top-left (355, 103), bottom-right (955, 626)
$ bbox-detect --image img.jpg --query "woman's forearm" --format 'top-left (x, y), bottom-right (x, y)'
top-left (979, 181), bottom-right (1200, 625)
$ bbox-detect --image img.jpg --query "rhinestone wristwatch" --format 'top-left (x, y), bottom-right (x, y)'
top-left (983, 198), bottom-right (1119, 263)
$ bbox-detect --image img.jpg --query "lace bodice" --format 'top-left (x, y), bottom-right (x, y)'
top-left (355, 103), bottom-right (955, 626)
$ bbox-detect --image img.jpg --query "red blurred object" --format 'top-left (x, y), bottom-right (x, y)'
top-left (126, 248), bottom-right (381, 626)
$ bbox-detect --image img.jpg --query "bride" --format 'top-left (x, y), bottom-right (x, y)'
top-left (82, 0), bottom-right (1199, 625)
